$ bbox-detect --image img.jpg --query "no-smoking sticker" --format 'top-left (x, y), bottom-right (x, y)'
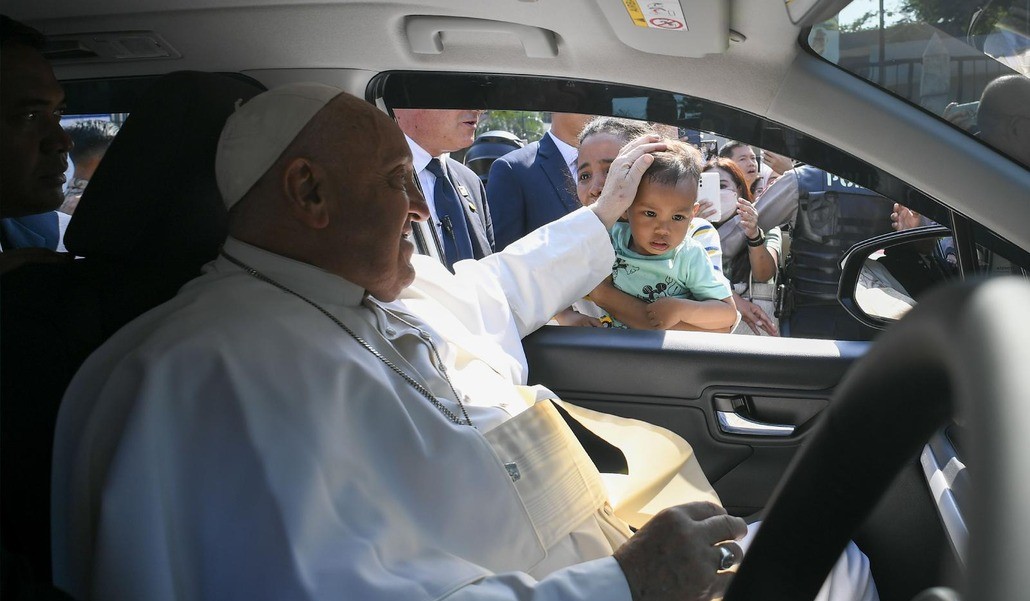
top-left (623, 0), bottom-right (689, 32)
top-left (650, 17), bottom-right (684, 29)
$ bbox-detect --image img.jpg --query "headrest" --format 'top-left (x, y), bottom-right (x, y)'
top-left (65, 71), bottom-right (266, 266)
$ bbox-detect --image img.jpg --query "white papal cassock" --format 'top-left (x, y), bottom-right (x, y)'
top-left (51, 207), bottom-right (876, 601)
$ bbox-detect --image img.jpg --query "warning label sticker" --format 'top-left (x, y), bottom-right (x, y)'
top-left (622, 0), bottom-right (688, 31)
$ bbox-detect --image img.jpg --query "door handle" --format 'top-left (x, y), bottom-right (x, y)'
top-left (717, 410), bottom-right (796, 437)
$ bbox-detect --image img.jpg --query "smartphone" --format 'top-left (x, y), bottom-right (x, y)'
top-left (696, 171), bottom-right (721, 222)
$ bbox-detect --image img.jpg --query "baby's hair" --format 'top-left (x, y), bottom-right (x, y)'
top-left (578, 116), bottom-right (655, 145)
top-left (642, 139), bottom-right (704, 190)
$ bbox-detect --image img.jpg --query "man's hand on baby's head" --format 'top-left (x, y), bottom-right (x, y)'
top-left (590, 135), bottom-right (667, 230)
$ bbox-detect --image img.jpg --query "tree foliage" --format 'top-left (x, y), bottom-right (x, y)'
top-left (899, 0), bottom-right (1009, 37)
top-left (476, 110), bottom-right (546, 143)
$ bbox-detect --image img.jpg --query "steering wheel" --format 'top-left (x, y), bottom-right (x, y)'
top-left (723, 277), bottom-right (1030, 600)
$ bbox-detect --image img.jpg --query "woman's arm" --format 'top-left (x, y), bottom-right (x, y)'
top-left (737, 198), bottom-right (778, 282)
top-left (747, 242), bottom-right (778, 282)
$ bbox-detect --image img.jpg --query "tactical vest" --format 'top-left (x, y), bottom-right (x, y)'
top-left (785, 166), bottom-right (894, 305)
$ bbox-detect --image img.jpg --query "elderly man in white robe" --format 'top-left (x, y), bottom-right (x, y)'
top-left (51, 84), bottom-right (877, 601)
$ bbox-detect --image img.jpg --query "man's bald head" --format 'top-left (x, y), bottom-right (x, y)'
top-left (219, 83), bottom-right (428, 300)
top-left (225, 90), bottom-right (387, 231)
top-left (977, 74), bottom-right (1030, 166)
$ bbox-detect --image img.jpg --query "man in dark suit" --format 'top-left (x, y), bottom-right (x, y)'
top-left (394, 109), bottom-right (494, 270)
top-left (486, 113), bottom-right (593, 250)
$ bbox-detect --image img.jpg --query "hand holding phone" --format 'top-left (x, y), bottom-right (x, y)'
top-left (696, 171), bottom-right (722, 222)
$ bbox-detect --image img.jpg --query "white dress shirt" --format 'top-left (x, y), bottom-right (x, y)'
top-left (546, 130), bottom-right (579, 181)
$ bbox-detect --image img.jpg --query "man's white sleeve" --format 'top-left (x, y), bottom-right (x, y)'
top-left (443, 557), bottom-right (631, 601)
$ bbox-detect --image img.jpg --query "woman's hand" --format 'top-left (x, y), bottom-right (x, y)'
top-left (590, 134), bottom-right (666, 230)
top-left (696, 198), bottom-right (719, 222)
top-left (891, 203), bottom-right (923, 231)
top-left (553, 308), bottom-right (604, 327)
top-left (735, 293), bottom-right (779, 336)
top-left (760, 149), bottom-right (793, 175)
top-left (736, 198), bottom-right (760, 240)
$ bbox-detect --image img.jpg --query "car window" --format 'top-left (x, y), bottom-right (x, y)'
top-left (813, 0), bottom-right (1029, 168)
top-left (59, 113), bottom-right (125, 215)
top-left (375, 71), bottom-right (1030, 341)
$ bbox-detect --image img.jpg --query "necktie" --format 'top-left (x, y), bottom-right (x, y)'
top-left (425, 158), bottom-right (475, 270)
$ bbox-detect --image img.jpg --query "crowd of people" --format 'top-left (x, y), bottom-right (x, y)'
top-left (468, 113), bottom-right (895, 339)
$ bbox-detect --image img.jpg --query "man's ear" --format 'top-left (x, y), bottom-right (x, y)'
top-left (283, 157), bottom-right (331, 229)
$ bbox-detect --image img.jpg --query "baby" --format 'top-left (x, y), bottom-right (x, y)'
top-left (575, 138), bottom-right (737, 330)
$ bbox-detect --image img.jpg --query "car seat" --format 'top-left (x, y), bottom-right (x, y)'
top-left (0, 70), bottom-right (266, 593)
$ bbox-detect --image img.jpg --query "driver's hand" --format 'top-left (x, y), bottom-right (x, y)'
top-left (613, 502), bottom-right (747, 600)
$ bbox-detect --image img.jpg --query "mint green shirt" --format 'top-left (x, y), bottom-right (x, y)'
top-left (607, 222), bottom-right (732, 328)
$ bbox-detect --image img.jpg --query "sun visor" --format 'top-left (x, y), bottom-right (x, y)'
top-left (595, 0), bottom-right (729, 58)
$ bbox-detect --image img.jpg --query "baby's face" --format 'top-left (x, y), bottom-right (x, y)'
top-left (625, 177), bottom-right (698, 256)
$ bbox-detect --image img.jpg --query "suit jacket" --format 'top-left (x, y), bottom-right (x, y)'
top-left (411, 155), bottom-right (495, 264)
top-left (0, 211), bottom-right (71, 252)
top-left (444, 156), bottom-right (494, 259)
top-left (487, 134), bottom-right (580, 251)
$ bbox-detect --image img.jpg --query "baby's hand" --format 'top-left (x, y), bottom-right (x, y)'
top-left (645, 297), bottom-right (683, 330)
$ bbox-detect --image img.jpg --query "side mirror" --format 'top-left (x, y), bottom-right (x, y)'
top-left (838, 226), bottom-right (957, 329)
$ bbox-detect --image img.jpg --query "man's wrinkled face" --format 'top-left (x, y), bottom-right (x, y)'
top-left (393, 108), bottom-right (483, 156)
top-left (319, 98), bottom-right (430, 301)
top-left (0, 44), bottom-right (72, 218)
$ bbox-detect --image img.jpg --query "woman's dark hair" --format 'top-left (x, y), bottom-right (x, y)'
top-left (578, 116), bottom-right (655, 145)
top-left (703, 157), bottom-right (753, 203)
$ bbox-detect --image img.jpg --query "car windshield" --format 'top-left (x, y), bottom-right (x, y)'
top-left (811, 0), bottom-right (1029, 168)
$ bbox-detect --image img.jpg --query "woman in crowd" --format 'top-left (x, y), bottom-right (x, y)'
top-left (700, 157), bottom-right (781, 335)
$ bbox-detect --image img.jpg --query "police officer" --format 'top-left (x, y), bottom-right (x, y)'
top-left (718, 163), bottom-right (894, 340)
